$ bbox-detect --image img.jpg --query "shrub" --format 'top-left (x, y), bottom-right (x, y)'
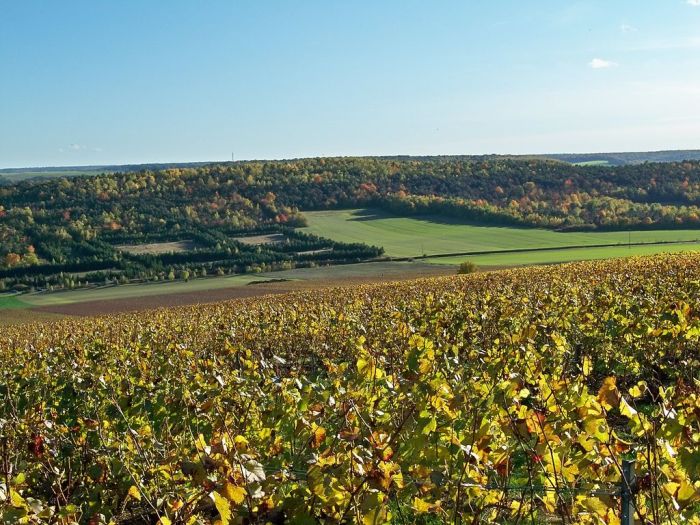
top-left (457, 260), bottom-right (478, 274)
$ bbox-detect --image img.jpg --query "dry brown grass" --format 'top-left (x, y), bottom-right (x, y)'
top-left (115, 240), bottom-right (196, 255)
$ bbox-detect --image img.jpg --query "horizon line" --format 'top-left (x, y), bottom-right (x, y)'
top-left (3, 147), bottom-right (700, 171)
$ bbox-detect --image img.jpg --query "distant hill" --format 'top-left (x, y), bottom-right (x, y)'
top-left (0, 162), bottom-right (215, 184)
top-left (3, 150), bottom-right (700, 184)
top-left (536, 150), bottom-right (700, 166)
top-left (337, 150), bottom-right (700, 166)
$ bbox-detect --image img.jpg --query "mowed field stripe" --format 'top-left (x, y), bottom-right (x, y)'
top-left (427, 243), bottom-right (700, 267)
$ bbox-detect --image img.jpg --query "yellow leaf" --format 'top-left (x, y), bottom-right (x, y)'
top-left (677, 481), bottom-right (699, 508)
top-left (233, 435), bottom-right (248, 451)
top-left (597, 376), bottom-right (620, 410)
top-left (223, 482), bottom-right (247, 505)
top-left (583, 416), bottom-right (609, 442)
top-left (580, 496), bottom-right (608, 516)
top-left (362, 492), bottom-right (387, 524)
top-left (362, 507), bottom-right (383, 525)
top-left (628, 381), bottom-right (646, 399)
top-left (605, 508), bottom-right (621, 525)
top-left (619, 397), bottom-right (638, 419)
top-left (539, 492), bottom-right (557, 513)
top-left (196, 433), bottom-right (209, 453)
top-left (662, 482), bottom-right (679, 498)
top-left (582, 356), bottom-right (592, 377)
top-left (418, 358), bottom-right (432, 374)
top-left (157, 518), bottom-right (172, 525)
top-left (9, 488), bottom-right (26, 509)
top-left (211, 491), bottom-right (232, 525)
top-left (577, 434), bottom-right (596, 452)
top-left (128, 485), bottom-right (142, 501)
top-left (413, 497), bottom-right (434, 514)
top-left (357, 357), bottom-right (369, 372)
top-left (311, 426), bottom-right (326, 448)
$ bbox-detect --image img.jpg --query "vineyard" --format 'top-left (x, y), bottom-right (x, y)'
top-left (0, 254), bottom-right (698, 524)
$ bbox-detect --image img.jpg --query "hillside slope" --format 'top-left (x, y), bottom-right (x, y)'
top-left (1, 254), bottom-right (698, 523)
top-left (6, 157), bottom-right (700, 292)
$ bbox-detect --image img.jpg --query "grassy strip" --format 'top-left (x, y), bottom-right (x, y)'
top-left (0, 295), bottom-right (30, 309)
top-left (427, 243), bottom-right (700, 267)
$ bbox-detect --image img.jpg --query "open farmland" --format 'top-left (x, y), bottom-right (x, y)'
top-left (1, 254), bottom-right (698, 523)
top-left (116, 240), bottom-right (197, 255)
top-left (303, 208), bottom-right (700, 261)
top-left (429, 242), bottom-right (700, 267)
top-left (1, 261), bottom-right (450, 321)
top-left (232, 233), bottom-right (287, 245)
top-left (0, 295), bottom-right (66, 325)
top-left (16, 261), bottom-right (446, 308)
top-left (0, 294), bottom-right (27, 309)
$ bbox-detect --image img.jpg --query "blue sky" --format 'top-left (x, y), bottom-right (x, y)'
top-left (1, 1), bottom-right (700, 167)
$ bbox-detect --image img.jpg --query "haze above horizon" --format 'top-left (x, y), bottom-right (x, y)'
top-left (2, 1), bottom-right (700, 168)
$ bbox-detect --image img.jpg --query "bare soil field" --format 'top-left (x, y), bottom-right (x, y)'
top-left (116, 240), bottom-right (196, 254)
top-left (232, 233), bottom-right (286, 245)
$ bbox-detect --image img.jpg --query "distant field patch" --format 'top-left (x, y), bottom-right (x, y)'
top-left (0, 295), bottom-right (29, 309)
top-left (20, 274), bottom-right (270, 307)
top-left (302, 208), bottom-right (700, 258)
top-left (295, 248), bottom-right (332, 256)
top-left (428, 243), bottom-right (700, 267)
top-left (233, 233), bottom-right (286, 245)
top-left (116, 240), bottom-right (196, 255)
top-left (573, 160), bottom-right (610, 166)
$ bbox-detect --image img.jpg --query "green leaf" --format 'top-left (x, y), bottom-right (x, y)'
top-left (422, 417), bottom-right (437, 435)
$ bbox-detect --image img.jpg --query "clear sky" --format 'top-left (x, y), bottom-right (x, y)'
top-left (2, 1), bottom-right (700, 168)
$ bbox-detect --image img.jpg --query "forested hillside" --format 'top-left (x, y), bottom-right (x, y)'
top-left (4, 156), bottom-right (700, 289)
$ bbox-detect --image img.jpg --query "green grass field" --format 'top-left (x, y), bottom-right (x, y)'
top-left (0, 295), bottom-right (29, 309)
top-left (428, 243), bottom-right (700, 267)
top-left (0, 295), bottom-right (66, 325)
top-left (302, 208), bottom-right (700, 258)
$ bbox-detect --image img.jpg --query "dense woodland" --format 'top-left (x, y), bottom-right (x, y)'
top-left (4, 156), bottom-right (700, 289)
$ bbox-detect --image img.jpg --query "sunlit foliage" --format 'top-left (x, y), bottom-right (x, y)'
top-left (0, 254), bottom-right (698, 523)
